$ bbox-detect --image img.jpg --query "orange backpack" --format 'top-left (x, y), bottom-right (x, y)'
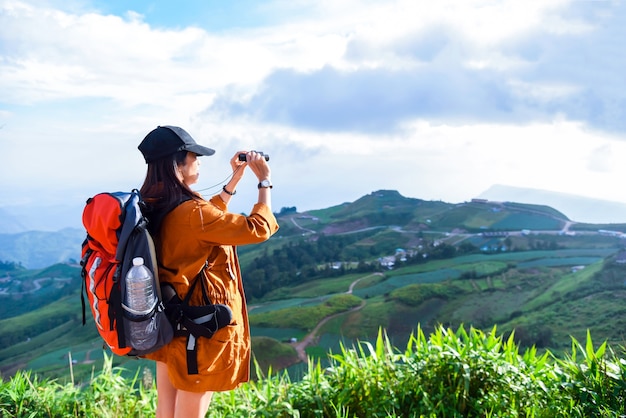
top-left (80, 190), bottom-right (173, 356)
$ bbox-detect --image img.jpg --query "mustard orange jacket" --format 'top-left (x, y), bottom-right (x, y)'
top-left (144, 194), bottom-right (279, 392)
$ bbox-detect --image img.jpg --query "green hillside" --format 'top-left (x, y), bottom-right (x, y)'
top-left (2, 189), bottom-right (626, 384)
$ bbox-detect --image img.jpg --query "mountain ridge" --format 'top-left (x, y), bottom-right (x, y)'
top-left (3, 184), bottom-right (626, 234)
top-left (478, 184), bottom-right (626, 224)
top-left (3, 188), bottom-right (626, 268)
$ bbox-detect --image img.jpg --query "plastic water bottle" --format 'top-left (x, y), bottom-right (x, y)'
top-left (125, 257), bottom-right (157, 350)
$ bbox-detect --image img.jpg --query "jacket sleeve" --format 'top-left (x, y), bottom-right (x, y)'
top-left (187, 195), bottom-right (279, 246)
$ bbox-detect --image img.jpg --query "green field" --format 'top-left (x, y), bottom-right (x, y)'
top-left (2, 190), bottom-right (626, 383)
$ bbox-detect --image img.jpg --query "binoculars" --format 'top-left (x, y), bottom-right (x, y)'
top-left (238, 151), bottom-right (270, 162)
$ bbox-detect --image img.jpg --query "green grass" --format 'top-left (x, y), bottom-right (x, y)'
top-left (388, 282), bottom-right (465, 307)
top-left (2, 326), bottom-right (625, 417)
top-left (523, 261), bottom-right (603, 311)
top-left (458, 208), bottom-right (509, 229)
top-left (492, 212), bottom-right (564, 230)
top-left (249, 294), bottom-right (362, 330)
top-left (336, 298), bottom-right (392, 339)
top-left (386, 249), bottom-right (614, 278)
top-left (517, 256), bottom-right (604, 268)
top-left (2, 248), bottom-right (624, 392)
top-left (264, 273), bottom-right (369, 299)
top-left (251, 336), bottom-right (299, 378)
top-left (1, 352), bottom-right (156, 418)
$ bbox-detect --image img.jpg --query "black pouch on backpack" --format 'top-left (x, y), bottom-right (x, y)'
top-left (161, 277), bottom-right (233, 340)
top-left (160, 275), bottom-right (233, 375)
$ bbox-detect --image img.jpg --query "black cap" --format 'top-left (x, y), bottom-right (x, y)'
top-left (138, 125), bottom-right (215, 163)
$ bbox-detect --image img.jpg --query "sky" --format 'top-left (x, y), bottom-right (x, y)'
top-left (2, 0), bottom-right (626, 225)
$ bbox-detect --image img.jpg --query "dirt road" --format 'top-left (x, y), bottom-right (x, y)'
top-left (291, 273), bottom-right (382, 363)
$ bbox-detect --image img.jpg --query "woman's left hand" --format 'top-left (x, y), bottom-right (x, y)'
top-left (230, 151), bottom-right (248, 179)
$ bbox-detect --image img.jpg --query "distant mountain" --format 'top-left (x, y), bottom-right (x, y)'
top-left (0, 228), bottom-right (84, 269)
top-left (477, 184), bottom-right (626, 224)
top-left (0, 202), bottom-right (83, 233)
top-left (0, 208), bottom-right (29, 234)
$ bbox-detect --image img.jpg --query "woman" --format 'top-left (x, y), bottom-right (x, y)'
top-left (137, 125), bottom-right (279, 418)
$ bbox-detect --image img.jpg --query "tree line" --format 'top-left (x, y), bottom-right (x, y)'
top-left (0, 260), bottom-right (23, 271)
top-left (242, 232), bottom-right (480, 300)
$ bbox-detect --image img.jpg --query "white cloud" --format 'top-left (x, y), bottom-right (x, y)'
top-left (587, 143), bottom-right (614, 174)
top-left (2, 0), bottom-right (626, 224)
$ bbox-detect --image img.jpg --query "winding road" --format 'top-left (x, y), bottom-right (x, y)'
top-left (290, 273), bottom-right (382, 363)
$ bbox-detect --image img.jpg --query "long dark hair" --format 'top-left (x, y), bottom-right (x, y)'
top-left (139, 150), bottom-right (201, 234)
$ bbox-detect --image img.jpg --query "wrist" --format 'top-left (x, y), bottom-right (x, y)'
top-left (222, 185), bottom-right (236, 196)
top-left (258, 179), bottom-right (273, 189)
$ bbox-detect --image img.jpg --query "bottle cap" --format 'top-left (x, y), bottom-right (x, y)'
top-left (132, 257), bottom-right (144, 266)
